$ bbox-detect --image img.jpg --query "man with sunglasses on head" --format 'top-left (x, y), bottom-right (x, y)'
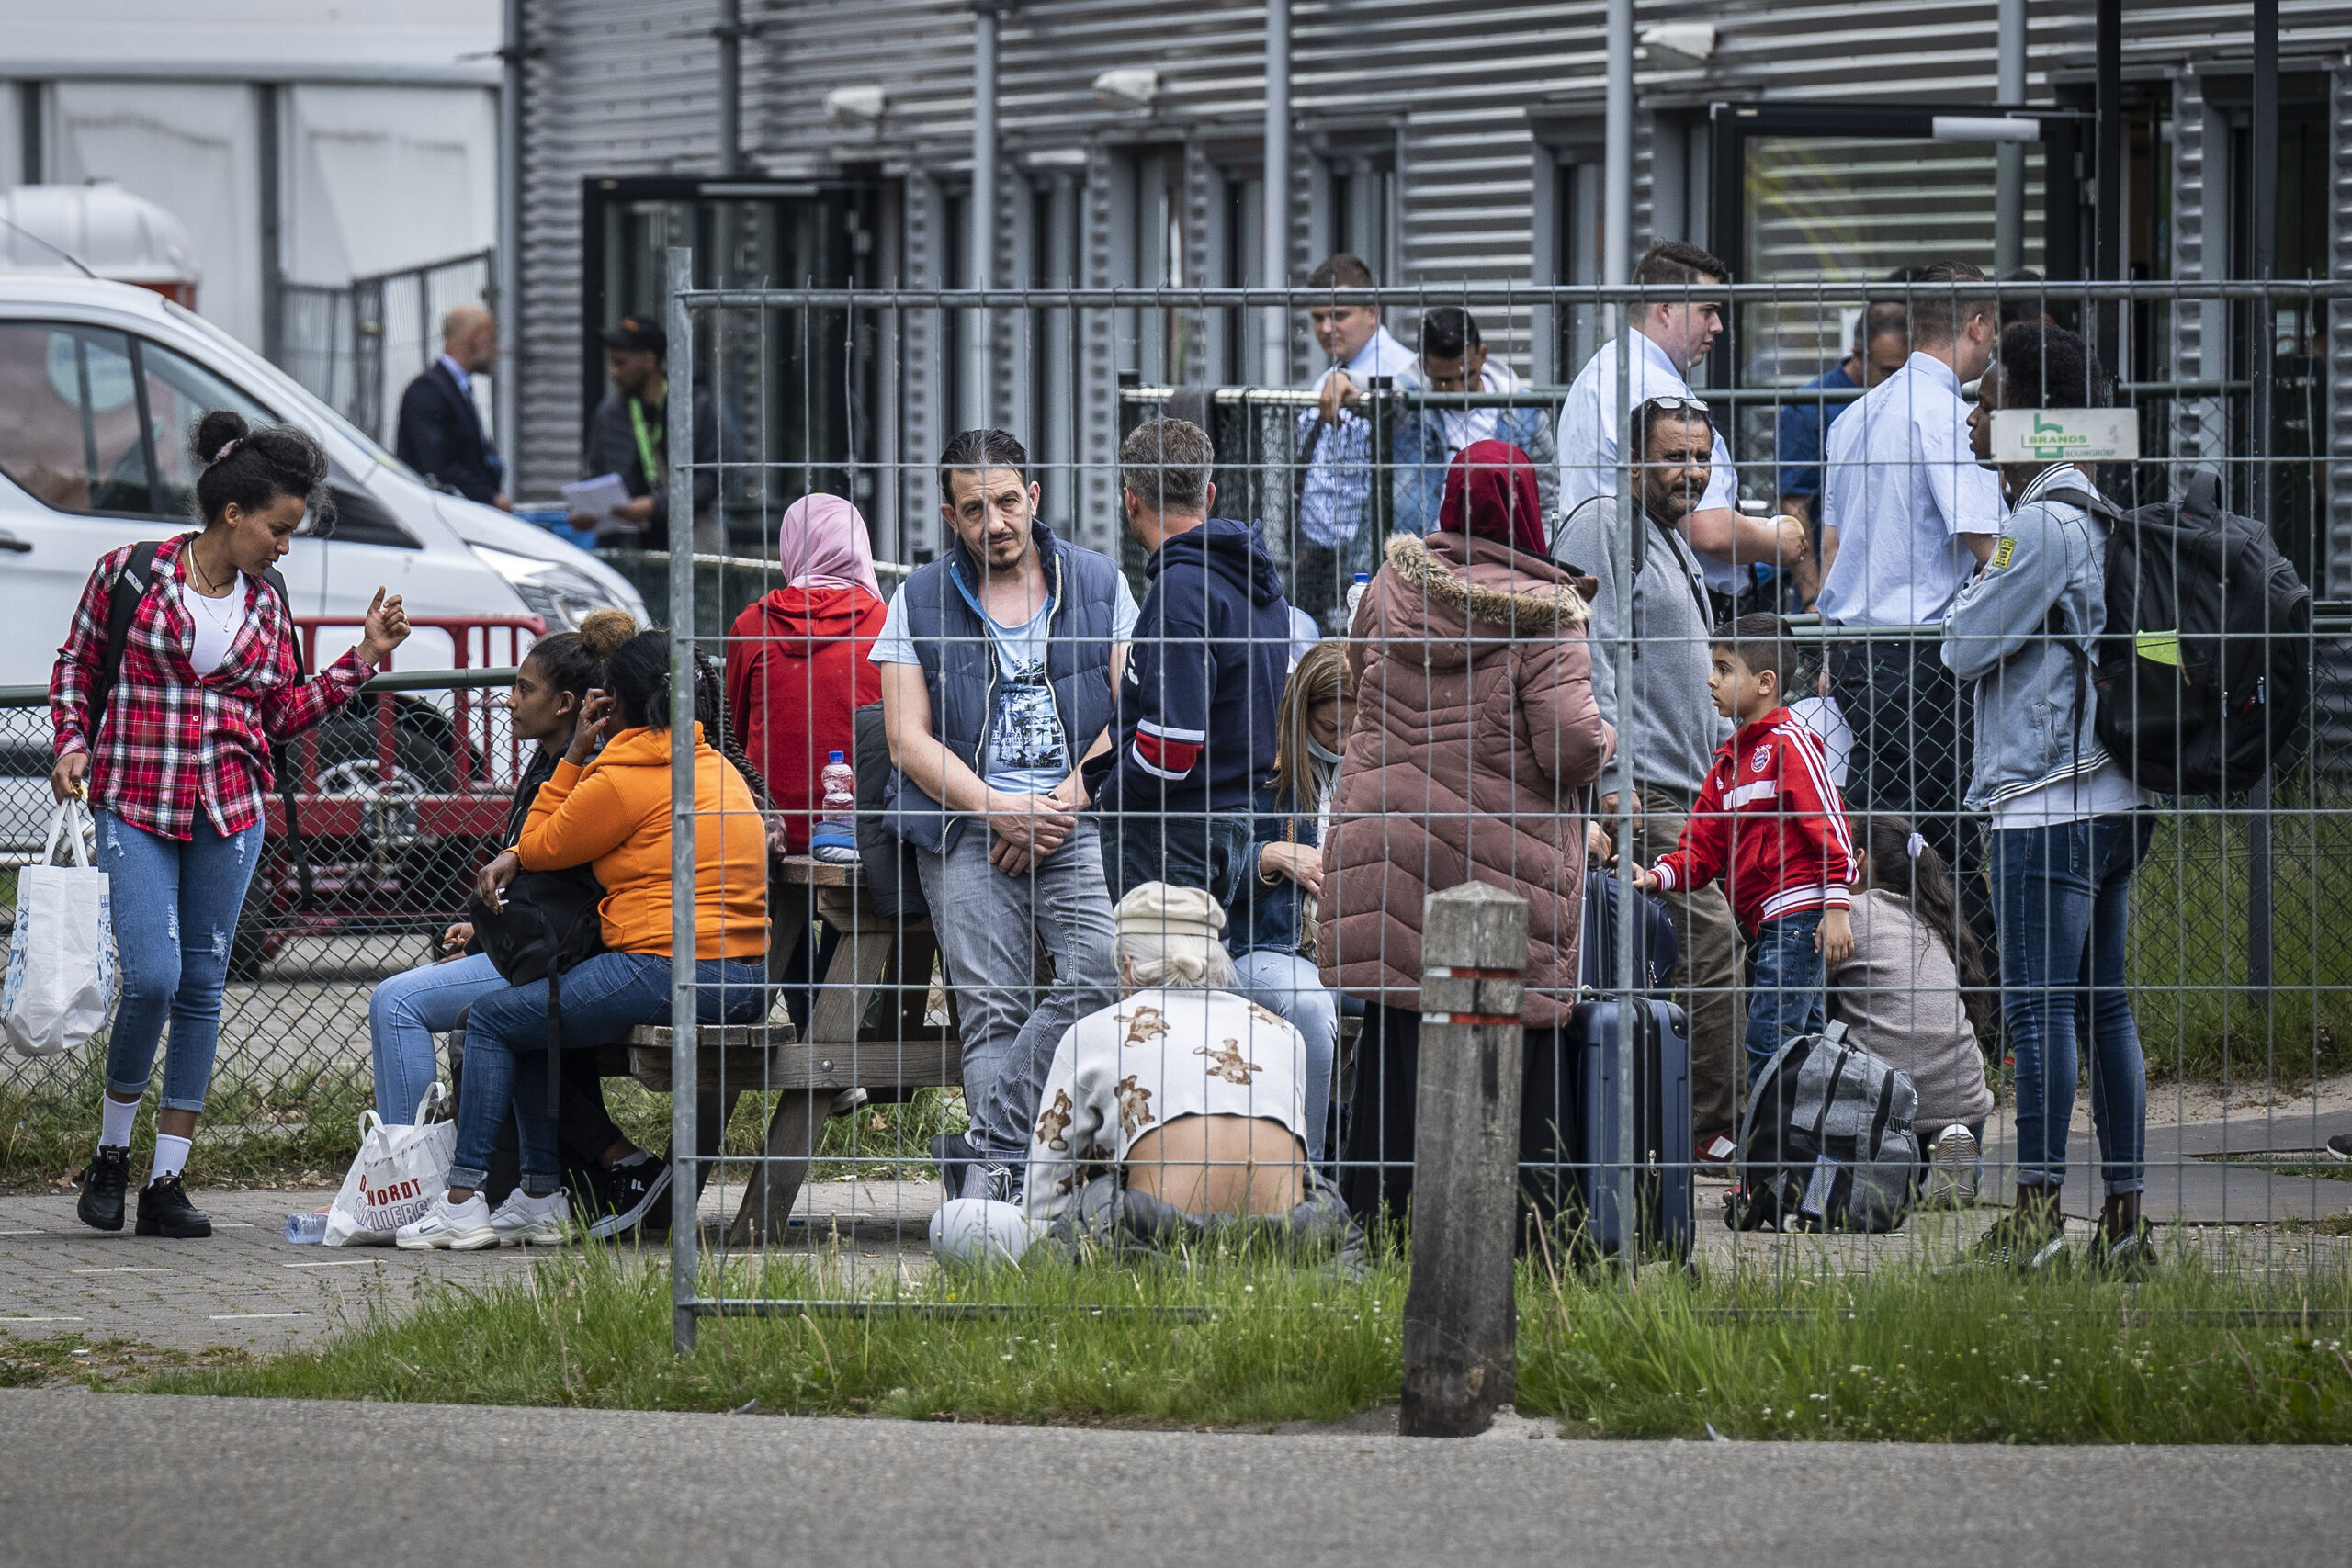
top-left (1556, 241), bottom-right (1816, 608)
top-left (1556, 396), bottom-right (1747, 1164)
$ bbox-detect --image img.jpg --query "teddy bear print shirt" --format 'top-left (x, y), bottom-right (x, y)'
top-left (1022, 987), bottom-right (1308, 1227)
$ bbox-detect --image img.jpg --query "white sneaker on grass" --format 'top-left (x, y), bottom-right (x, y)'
top-left (396, 1193), bottom-right (499, 1250)
top-left (489, 1190), bottom-right (572, 1247)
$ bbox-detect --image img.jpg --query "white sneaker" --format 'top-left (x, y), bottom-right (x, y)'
top-left (395, 1193), bottom-right (499, 1250)
top-left (489, 1190), bottom-right (572, 1247)
top-left (1924, 1124), bottom-right (1981, 1208)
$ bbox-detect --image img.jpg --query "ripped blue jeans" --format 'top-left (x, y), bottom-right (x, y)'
top-left (96, 808), bottom-right (265, 1114)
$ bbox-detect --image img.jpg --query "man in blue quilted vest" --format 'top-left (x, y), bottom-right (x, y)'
top-left (873, 429), bottom-right (1136, 1202)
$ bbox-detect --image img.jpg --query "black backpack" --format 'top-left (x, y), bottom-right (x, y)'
top-left (94, 538), bottom-right (314, 905)
top-left (2088, 470), bottom-right (2312, 796)
top-left (466, 870), bottom-right (606, 1116)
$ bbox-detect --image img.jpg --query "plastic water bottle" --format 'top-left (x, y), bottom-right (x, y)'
top-left (285, 1209), bottom-right (329, 1245)
top-left (1344, 571), bottom-right (1372, 626)
top-left (811, 750), bottom-right (861, 864)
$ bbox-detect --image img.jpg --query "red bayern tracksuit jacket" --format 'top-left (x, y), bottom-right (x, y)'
top-left (1648, 706), bottom-right (1855, 932)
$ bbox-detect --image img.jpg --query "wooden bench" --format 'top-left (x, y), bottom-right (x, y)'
top-left (610, 854), bottom-right (963, 1245)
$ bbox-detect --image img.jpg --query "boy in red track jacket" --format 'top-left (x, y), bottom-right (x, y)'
top-left (1635, 615), bottom-right (1855, 1085)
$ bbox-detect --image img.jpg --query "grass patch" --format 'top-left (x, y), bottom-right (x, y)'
top-left (1, 1064), bottom-right (374, 1190)
top-left (2128, 803), bottom-right (2352, 1084)
top-left (141, 1232), bottom-right (2352, 1441)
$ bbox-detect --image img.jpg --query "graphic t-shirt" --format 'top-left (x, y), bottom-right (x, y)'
top-left (869, 569), bottom-right (1141, 797)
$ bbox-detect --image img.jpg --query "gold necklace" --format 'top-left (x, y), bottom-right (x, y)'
top-left (187, 541), bottom-right (232, 599)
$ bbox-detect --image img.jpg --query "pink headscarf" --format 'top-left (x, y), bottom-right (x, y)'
top-left (777, 494), bottom-right (881, 598)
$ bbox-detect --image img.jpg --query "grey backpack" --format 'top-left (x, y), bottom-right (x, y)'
top-left (1728, 1020), bottom-right (1921, 1234)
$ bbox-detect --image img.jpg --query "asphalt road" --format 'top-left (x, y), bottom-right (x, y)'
top-left (0, 1389), bottom-right (2341, 1568)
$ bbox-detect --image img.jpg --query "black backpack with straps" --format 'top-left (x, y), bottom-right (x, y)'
top-left (90, 538), bottom-right (316, 905)
top-left (2083, 471), bottom-right (2312, 797)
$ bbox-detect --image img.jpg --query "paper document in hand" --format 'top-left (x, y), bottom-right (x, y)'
top-left (560, 473), bottom-right (631, 522)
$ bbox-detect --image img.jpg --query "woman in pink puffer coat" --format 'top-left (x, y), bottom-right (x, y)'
top-left (1318, 440), bottom-right (1613, 1231)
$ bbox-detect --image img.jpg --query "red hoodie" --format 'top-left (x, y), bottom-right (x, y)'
top-left (1648, 706), bottom-right (1854, 931)
top-left (726, 585), bottom-right (886, 852)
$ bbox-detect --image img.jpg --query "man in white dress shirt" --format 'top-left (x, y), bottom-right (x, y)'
top-left (1555, 241), bottom-right (1815, 603)
top-left (1294, 253), bottom-right (1416, 629)
top-left (1815, 259), bottom-right (2003, 874)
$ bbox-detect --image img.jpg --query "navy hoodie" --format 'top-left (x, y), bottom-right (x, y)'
top-left (1093, 517), bottom-right (1295, 818)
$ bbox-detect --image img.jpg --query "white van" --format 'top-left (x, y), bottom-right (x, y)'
top-left (0, 274), bottom-right (645, 686)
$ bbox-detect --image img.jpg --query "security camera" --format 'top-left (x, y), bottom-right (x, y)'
top-left (1093, 68), bottom-right (1160, 111)
top-left (1639, 23), bottom-right (1718, 65)
top-left (825, 85), bottom-right (888, 125)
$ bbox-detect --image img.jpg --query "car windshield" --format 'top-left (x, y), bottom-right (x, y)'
top-left (161, 299), bottom-right (421, 482)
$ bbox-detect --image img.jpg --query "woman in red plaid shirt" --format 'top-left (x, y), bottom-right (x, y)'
top-left (48, 411), bottom-right (411, 1240)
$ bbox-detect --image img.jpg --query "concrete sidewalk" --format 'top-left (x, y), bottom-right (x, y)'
top-left (0, 1389), bottom-right (2341, 1568)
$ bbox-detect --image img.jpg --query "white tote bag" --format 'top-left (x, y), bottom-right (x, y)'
top-left (2, 800), bottom-right (118, 1060)
top-left (323, 1088), bottom-right (458, 1247)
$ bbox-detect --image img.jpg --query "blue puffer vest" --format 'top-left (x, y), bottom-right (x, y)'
top-left (882, 521), bottom-right (1123, 852)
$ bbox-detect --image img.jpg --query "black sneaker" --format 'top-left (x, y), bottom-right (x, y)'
top-left (2082, 1216), bottom-right (2160, 1280)
top-left (76, 1146), bottom-right (131, 1232)
top-left (1951, 1208), bottom-right (2067, 1274)
top-left (134, 1174), bottom-right (212, 1239)
top-left (2326, 1133), bottom-right (2352, 1162)
top-left (585, 1154), bottom-right (673, 1240)
top-left (962, 1160), bottom-right (1020, 1205)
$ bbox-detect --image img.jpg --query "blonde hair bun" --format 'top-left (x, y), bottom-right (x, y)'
top-left (576, 608), bottom-right (638, 660)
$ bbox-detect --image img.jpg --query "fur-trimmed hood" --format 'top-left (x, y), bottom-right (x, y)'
top-left (1384, 530), bottom-right (1591, 632)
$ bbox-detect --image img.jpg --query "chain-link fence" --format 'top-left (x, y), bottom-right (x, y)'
top-left (8, 271), bottom-right (2352, 1343)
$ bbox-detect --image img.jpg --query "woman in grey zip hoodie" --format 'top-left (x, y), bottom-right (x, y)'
top-left (1940, 322), bottom-right (2155, 1277)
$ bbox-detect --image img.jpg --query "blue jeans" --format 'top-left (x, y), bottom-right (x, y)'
top-left (916, 818), bottom-right (1120, 1160)
top-left (448, 953), bottom-right (768, 1192)
top-left (1229, 947), bottom-right (1337, 1161)
top-left (1994, 814), bottom-right (2153, 1196)
top-left (1743, 909), bottom-right (1826, 1086)
top-left (368, 952), bottom-right (505, 1124)
top-left (96, 808), bottom-right (265, 1114)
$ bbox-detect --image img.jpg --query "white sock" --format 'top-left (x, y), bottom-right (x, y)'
top-left (148, 1134), bottom-right (191, 1185)
top-left (525, 1190), bottom-right (563, 1215)
top-left (98, 1096), bottom-right (139, 1151)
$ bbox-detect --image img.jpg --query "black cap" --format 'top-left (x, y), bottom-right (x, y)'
top-left (600, 316), bottom-right (667, 355)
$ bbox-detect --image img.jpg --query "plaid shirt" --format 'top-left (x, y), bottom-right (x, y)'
top-left (50, 535), bottom-right (374, 842)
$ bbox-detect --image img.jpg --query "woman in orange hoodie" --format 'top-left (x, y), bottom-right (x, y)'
top-left (399, 630), bottom-right (770, 1249)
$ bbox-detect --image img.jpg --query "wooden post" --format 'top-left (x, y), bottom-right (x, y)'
top-left (1400, 882), bottom-right (1529, 1438)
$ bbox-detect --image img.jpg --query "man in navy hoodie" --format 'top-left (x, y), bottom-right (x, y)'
top-left (1091, 418), bottom-right (1295, 908)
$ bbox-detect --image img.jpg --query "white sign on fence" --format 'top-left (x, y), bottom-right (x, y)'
top-left (1989, 408), bottom-right (2141, 464)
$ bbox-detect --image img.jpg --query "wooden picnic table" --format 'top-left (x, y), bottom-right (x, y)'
top-left (613, 853), bottom-right (962, 1245)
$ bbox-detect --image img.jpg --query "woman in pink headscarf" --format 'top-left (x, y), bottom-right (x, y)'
top-left (727, 494), bottom-right (888, 1028)
top-left (726, 494), bottom-right (886, 853)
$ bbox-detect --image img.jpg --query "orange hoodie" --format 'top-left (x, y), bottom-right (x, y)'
top-left (517, 723), bottom-right (767, 959)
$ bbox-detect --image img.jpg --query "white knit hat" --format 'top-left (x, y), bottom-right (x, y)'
top-left (1113, 881), bottom-right (1227, 942)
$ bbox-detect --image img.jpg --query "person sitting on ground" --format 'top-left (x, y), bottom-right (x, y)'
top-left (1633, 615), bottom-right (1855, 1088)
top-left (1228, 639), bottom-right (1352, 1162)
top-left (397, 629), bottom-right (770, 1249)
top-left (727, 493), bottom-right (887, 1032)
top-left (1394, 306), bottom-right (1558, 537)
top-left (928, 883), bottom-right (1349, 1266)
top-left (1826, 814), bottom-right (1996, 1205)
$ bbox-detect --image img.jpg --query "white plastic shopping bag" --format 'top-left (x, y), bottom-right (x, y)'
top-left (2, 800), bottom-right (117, 1059)
top-left (323, 1088), bottom-right (457, 1246)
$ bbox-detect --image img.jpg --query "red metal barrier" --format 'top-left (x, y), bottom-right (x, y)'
top-left (236, 615), bottom-right (544, 976)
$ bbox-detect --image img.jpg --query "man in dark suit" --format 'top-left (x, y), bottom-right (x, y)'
top-left (395, 304), bottom-right (509, 510)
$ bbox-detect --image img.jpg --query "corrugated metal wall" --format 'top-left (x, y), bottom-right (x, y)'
top-left (514, 0), bottom-right (724, 507)
top-left (514, 0), bottom-right (2352, 557)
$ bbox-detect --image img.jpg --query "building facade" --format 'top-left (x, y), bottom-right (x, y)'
top-left (510, 0), bottom-right (2352, 595)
